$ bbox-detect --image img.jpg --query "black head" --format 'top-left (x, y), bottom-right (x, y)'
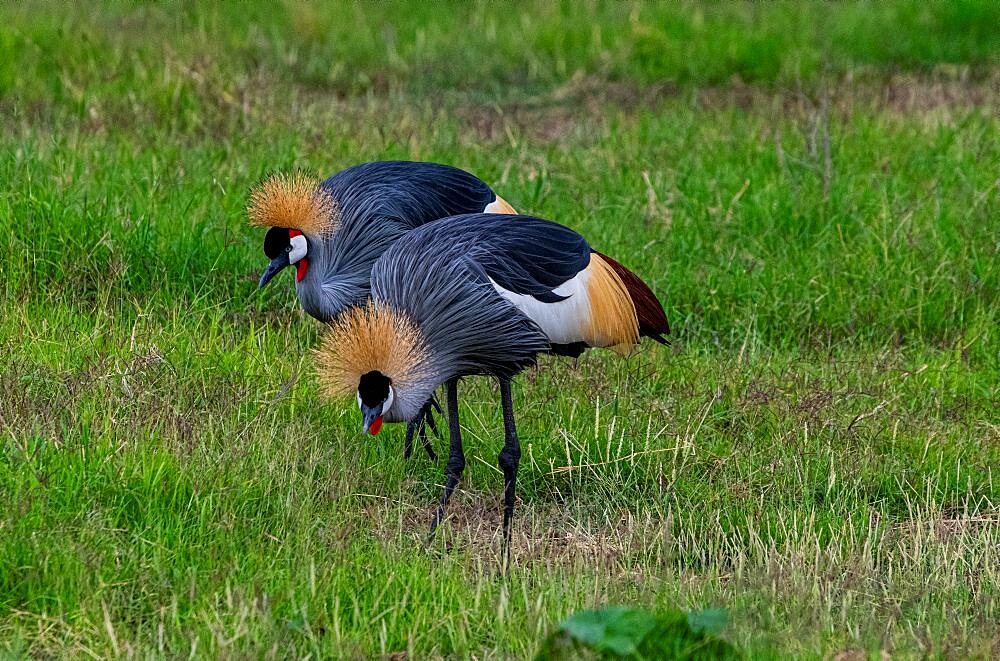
top-left (357, 370), bottom-right (393, 436)
top-left (259, 228), bottom-right (309, 288)
top-left (359, 370), bottom-right (392, 406)
top-left (263, 227), bottom-right (290, 259)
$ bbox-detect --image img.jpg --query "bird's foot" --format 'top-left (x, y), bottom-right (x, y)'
top-left (403, 397), bottom-right (443, 461)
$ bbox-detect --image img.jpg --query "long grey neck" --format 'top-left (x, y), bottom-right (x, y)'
top-left (295, 219), bottom-right (410, 323)
top-left (385, 354), bottom-right (450, 423)
top-left (294, 235), bottom-right (371, 323)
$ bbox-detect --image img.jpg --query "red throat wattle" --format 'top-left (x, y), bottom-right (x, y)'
top-left (369, 416), bottom-right (383, 436)
top-left (287, 229), bottom-right (308, 283)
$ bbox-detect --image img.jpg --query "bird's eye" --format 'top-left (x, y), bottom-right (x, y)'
top-left (285, 246), bottom-right (292, 253)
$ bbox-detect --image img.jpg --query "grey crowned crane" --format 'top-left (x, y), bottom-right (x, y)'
top-left (247, 160), bottom-right (517, 459)
top-left (314, 213), bottom-right (668, 555)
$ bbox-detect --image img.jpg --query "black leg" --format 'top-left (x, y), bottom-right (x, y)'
top-left (404, 397), bottom-right (441, 462)
top-left (497, 377), bottom-right (521, 565)
top-left (428, 379), bottom-right (464, 538)
top-left (420, 395), bottom-right (441, 461)
top-left (404, 420), bottom-right (416, 460)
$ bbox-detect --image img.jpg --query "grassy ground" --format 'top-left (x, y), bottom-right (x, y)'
top-left (2, 2), bottom-right (999, 658)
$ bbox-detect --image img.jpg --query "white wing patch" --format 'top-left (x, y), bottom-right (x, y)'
top-left (489, 269), bottom-right (593, 345)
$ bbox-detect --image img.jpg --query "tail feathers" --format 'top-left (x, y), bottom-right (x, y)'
top-left (593, 251), bottom-right (670, 342)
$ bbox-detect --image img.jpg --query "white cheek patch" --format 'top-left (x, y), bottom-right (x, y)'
top-left (383, 385), bottom-right (394, 414)
top-left (356, 392), bottom-right (363, 410)
top-left (288, 234), bottom-right (308, 264)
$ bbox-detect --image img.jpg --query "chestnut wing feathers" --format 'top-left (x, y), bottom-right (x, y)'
top-left (592, 251), bottom-right (670, 341)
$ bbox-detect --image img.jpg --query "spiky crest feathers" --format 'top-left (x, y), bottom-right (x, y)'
top-left (247, 172), bottom-right (340, 237)
top-left (314, 302), bottom-right (436, 402)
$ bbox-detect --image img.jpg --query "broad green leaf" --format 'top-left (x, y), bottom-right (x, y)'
top-left (559, 607), bottom-right (657, 655)
top-left (687, 608), bottom-right (729, 636)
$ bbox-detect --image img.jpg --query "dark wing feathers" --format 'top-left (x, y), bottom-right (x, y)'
top-left (320, 161), bottom-right (497, 229)
top-left (371, 233), bottom-right (550, 380)
top-left (396, 215), bottom-right (670, 341)
top-left (384, 213), bottom-right (591, 303)
top-left (375, 213), bottom-right (669, 382)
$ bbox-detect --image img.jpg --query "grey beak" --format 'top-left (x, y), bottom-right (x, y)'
top-left (361, 403), bottom-right (383, 436)
top-left (258, 254), bottom-right (290, 289)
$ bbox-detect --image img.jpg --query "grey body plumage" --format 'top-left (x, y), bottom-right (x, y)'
top-left (253, 160), bottom-right (517, 459)
top-left (318, 212), bottom-right (670, 560)
top-left (295, 161), bottom-right (502, 322)
top-left (369, 220), bottom-right (552, 422)
top-left (295, 210), bottom-right (409, 322)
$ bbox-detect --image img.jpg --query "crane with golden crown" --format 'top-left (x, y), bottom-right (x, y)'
top-left (247, 160), bottom-right (517, 459)
top-left (315, 213), bottom-right (668, 558)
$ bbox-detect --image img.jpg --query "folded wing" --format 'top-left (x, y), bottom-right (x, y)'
top-left (387, 214), bottom-right (668, 352)
top-left (321, 161), bottom-right (514, 229)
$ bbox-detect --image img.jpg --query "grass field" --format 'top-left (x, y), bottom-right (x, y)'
top-left (2, 2), bottom-right (999, 658)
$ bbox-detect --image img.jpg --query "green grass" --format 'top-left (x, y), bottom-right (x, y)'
top-left (2, 1), bottom-right (999, 657)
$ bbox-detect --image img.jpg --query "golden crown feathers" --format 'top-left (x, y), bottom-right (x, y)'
top-left (247, 172), bottom-right (340, 237)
